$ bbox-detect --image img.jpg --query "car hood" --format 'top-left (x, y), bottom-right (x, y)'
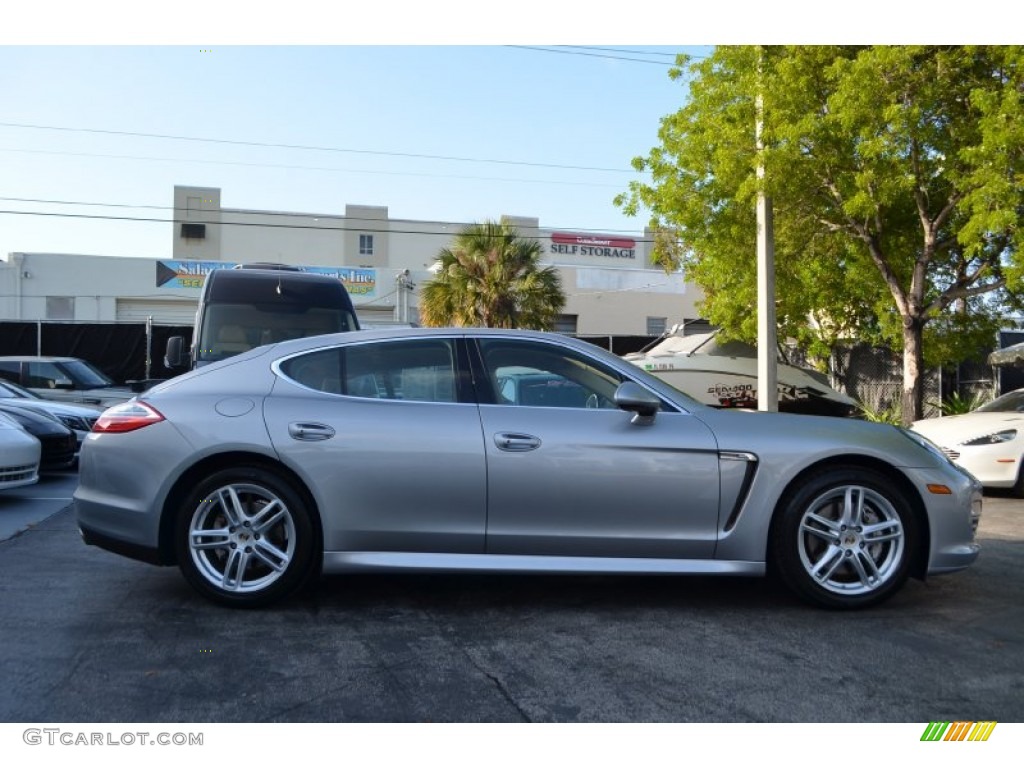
top-left (30, 386), bottom-right (136, 407)
top-left (911, 412), bottom-right (1024, 446)
top-left (695, 408), bottom-right (945, 470)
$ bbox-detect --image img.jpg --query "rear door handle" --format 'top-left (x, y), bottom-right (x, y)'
top-left (494, 432), bottom-right (541, 452)
top-left (288, 422), bottom-right (336, 441)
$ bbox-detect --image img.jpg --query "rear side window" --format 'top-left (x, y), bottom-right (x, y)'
top-left (280, 339), bottom-right (457, 403)
top-left (0, 362), bottom-right (20, 383)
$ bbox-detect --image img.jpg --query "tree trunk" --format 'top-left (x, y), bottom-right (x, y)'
top-left (901, 317), bottom-right (925, 425)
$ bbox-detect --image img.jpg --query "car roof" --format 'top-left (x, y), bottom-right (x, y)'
top-left (264, 326), bottom-right (612, 360)
top-left (277, 326), bottom-right (581, 345)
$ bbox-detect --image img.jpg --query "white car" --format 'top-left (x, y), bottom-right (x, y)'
top-left (911, 389), bottom-right (1024, 494)
top-left (0, 411), bottom-right (41, 490)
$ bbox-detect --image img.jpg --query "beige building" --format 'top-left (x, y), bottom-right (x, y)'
top-left (1, 185), bottom-right (701, 335)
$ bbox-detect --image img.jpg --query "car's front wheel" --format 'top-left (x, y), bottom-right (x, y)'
top-left (175, 467), bottom-right (316, 607)
top-left (1011, 462), bottom-right (1024, 498)
top-left (770, 466), bottom-right (919, 609)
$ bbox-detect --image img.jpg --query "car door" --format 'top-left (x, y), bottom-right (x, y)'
top-left (263, 337), bottom-right (487, 554)
top-left (473, 337), bottom-right (721, 560)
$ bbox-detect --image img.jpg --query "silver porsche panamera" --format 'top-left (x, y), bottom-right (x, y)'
top-left (74, 328), bottom-right (981, 609)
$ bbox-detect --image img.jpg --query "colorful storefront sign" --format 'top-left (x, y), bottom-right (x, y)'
top-left (156, 261), bottom-right (377, 299)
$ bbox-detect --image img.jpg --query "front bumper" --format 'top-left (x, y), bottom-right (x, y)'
top-left (906, 465), bottom-right (982, 574)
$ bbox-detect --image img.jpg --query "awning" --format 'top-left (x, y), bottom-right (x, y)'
top-left (988, 341), bottom-right (1024, 366)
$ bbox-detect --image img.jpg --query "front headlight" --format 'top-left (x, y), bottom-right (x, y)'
top-left (962, 429), bottom-right (1017, 446)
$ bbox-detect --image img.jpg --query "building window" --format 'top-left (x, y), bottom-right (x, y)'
top-left (553, 314), bottom-right (578, 334)
top-left (646, 316), bottom-right (667, 336)
top-left (46, 296), bottom-right (75, 320)
top-left (359, 234), bottom-right (374, 256)
top-left (180, 223), bottom-right (206, 239)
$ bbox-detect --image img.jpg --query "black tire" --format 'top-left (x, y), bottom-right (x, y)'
top-left (174, 467), bottom-right (316, 608)
top-left (1011, 463), bottom-right (1024, 498)
top-left (770, 466), bottom-right (919, 610)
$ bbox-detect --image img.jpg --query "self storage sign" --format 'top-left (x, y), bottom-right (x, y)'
top-left (549, 232), bottom-right (636, 260)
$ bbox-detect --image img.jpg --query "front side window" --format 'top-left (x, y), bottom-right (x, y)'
top-left (26, 362), bottom-right (66, 389)
top-left (281, 339), bottom-right (457, 403)
top-left (478, 339), bottom-right (624, 409)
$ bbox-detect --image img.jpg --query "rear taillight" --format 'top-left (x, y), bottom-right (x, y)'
top-left (93, 401), bottom-right (166, 433)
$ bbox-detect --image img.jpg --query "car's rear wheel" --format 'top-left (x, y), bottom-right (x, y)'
top-left (175, 467), bottom-right (316, 607)
top-left (770, 467), bottom-right (918, 609)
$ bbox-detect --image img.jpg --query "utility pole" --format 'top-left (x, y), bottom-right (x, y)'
top-left (756, 52), bottom-right (778, 412)
top-left (394, 269), bottom-right (415, 324)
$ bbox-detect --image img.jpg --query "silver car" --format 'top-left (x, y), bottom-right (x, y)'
top-left (74, 328), bottom-right (981, 609)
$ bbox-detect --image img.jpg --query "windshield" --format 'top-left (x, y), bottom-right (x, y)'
top-left (197, 303), bottom-right (357, 363)
top-left (59, 360), bottom-right (116, 388)
top-left (975, 390), bottom-right (1024, 413)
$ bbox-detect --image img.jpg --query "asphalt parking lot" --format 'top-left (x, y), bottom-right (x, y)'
top-left (0, 473), bottom-right (1021, 723)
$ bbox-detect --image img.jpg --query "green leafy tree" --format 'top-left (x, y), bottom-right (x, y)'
top-left (617, 46), bottom-right (1024, 423)
top-left (419, 220), bottom-right (566, 329)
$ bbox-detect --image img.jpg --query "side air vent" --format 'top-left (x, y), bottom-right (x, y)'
top-left (719, 451), bottom-right (758, 532)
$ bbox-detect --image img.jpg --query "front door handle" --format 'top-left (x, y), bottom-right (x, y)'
top-left (494, 432), bottom-right (541, 452)
top-left (288, 422), bottom-right (336, 441)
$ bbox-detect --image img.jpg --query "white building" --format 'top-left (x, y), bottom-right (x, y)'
top-left (1, 185), bottom-right (701, 335)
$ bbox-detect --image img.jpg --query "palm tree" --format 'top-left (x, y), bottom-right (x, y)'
top-left (419, 220), bottom-right (566, 329)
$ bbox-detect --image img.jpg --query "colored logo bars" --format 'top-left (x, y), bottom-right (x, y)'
top-left (921, 721), bottom-right (997, 741)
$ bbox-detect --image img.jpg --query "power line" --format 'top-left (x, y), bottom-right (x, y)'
top-left (0, 195), bottom-right (649, 230)
top-left (0, 207), bottom-right (657, 241)
top-left (558, 46), bottom-right (683, 58)
top-left (0, 121), bottom-right (632, 174)
top-left (0, 148), bottom-right (630, 187)
top-left (506, 46), bottom-right (676, 66)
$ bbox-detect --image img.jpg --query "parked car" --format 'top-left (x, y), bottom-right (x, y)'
top-left (0, 411), bottom-right (40, 490)
top-left (0, 356), bottom-right (135, 408)
top-left (75, 328), bottom-right (981, 610)
top-left (0, 379), bottom-right (101, 451)
top-left (911, 388), bottom-right (1024, 495)
top-left (0, 404), bottom-right (77, 471)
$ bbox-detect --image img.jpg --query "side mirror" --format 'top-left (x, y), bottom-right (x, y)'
top-left (614, 381), bottom-right (660, 426)
top-left (51, 377), bottom-right (75, 390)
top-left (165, 336), bottom-right (185, 369)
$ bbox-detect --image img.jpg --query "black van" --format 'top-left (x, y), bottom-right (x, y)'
top-left (165, 264), bottom-right (360, 370)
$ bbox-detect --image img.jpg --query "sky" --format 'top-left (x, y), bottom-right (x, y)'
top-left (0, 44), bottom-right (704, 259)
top-left (1, 2), bottom-right (1014, 262)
